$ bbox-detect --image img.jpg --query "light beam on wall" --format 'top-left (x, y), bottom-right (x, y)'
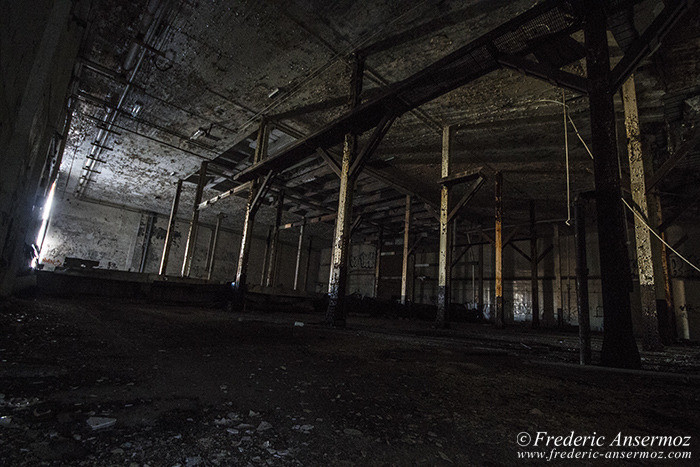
top-left (33, 180), bottom-right (57, 267)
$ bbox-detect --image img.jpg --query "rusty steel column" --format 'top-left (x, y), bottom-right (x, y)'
top-left (373, 226), bottom-right (383, 298)
top-left (530, 200), bottom-right (539, 328)
top-left (584, 1), bottom-right (640, 368)
top-left (401, 195), bottom-right (412, 305)
top-left (574, 197), bottom-right (592, 365)
top-left (622, 75), bottom-right (663, 350)
top-left (159, 179), bottom-right (182, 276)
top-left (235, 119), bottom-right (269, 291)
top-left (182, 161), bottom-right (208, 277)
top-left (206, 212), bottom-right (224, 281)
top-left (293, 219), bottom-right (306, 291)
top-left (494, 172), bottom-right (504, 328)
top-left (327, 53), bottom-right (364, 326)
top-left (436, 126), bottom-right (453, 328)
top-left (265, 192), bottom-right (285, 287)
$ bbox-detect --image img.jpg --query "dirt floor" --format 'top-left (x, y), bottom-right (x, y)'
top-left (1, 297), bottom-right (699, 465)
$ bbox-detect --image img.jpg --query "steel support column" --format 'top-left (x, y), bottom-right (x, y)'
top-left (235, 119), bottom-right (269, 291)
top-left (649, 194), bottom-right (676, 343)
top-left (622, 75), bottom-right (663, 351)
top-left (494, 172), bottom-right (504, 328)
top-left (265, 192), bottom-right (285, 287)
top-left (373, 226), bottom-right (383, 298)
top-left (260, 227), bottom-right (272, 286)
top-left (477, 239), bottom-right (484, 316)
top-left (436, 126), bottom-right (453, 328)
top-left (401, 195), bottom-right (412, 305)
top-left (530, 200), bottom-right (539, 328)
top-left (293, 219), bottom-right (306, 291)
top-left (326, 54), bottom-right (364, 326)
top-left (553, 224), bottom-right (563, 327)
top-left (159, 179), bottom-right (182, 276)
top-left (206, 213), bottom-right (224, 281)
top-left (574, 197), bottom-right (591, 365)
top-left (584, 1), bottom-right (640, 368)
top-left (182, 161), bottom-right (208, 277)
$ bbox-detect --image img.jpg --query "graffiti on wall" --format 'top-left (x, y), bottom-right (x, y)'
top-left (350, 251), bottom-right (376, 270)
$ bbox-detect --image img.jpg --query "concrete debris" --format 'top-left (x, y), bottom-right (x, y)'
top-left (248, 410), bottom-right (260, 417)
top-left (293, 322), bottom-right (304, 327)
top-left (86, 416), bottom-right (116, 430)
top-left (0, 416), bottom-right (11, 427)
top-left (343, 428), bottom-right (362, 436)
top-left (292, 424), bottom-right (314, 433)
top-left (185, 456), bottom-right (202, 467)
top-left (529, 408), bottom-right (544, 417)
top-left (256, 421), bottom-right (272, 432)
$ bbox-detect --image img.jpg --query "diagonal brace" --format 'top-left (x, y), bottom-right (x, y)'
top-left (447, 176), bottom-right (485, 223)
top-left (609, 0), bottom-right (689, 93)
top-left (349, 112), bottom-right (397, 178)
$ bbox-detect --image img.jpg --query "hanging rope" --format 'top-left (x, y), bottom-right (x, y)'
top-left (539, 97), bottom-right (700, 274)
top-left (622, 198), bottom-right (700, 274)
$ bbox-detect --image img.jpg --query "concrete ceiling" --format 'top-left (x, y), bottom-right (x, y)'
top-left (58, 0), bottom-right (700, 242)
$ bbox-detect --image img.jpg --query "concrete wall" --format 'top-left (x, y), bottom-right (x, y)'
top-left (0, 0), bottom-right (87, 295)
top-left (39, 196), bottom-right (321, 292)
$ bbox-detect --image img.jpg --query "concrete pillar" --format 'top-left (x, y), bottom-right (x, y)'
top-left (574, 198), bottom-right (591, 365)
top-left (673, 280), bottom-right (690, 340)
top-left (182, 161), bottom-right (208, 277)
top-left (293, 220), bottom-right (306, 291)
top-left (622, 75), bottom-right (663, 350)
top-left (436, 126), bottom-right (453, 328)
top-left (530, 200), bottom-right (539, 328)
top-left (494, 172), bottom-right (504, 328)
top-left (159, 179), bottom-right (182, 275)
top-left (401, 195), bottom-right (412, 305)
top-left (206, 213), bottom-right (224, 281)
top-left (584, 0), bottom-right (640, 368)
top-left (235, 119), bottom-right (269, 291)
top-left (326, 54), bottom-right (364, 326)
top-left (265, 192), bottom-right (285, 287)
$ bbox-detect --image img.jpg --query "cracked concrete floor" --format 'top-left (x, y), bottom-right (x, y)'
top-left (1, 298), bottom-right (699, 465)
